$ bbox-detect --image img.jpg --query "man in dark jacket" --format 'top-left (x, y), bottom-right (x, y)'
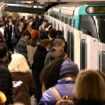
top-left (44, 38), bottom-right (65, 65)
top-left (0, 43), bottom-right (13, 105)
top-left (16, 31), bottom-right (31, 60)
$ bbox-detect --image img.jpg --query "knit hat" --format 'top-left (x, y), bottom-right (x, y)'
top-left (60, 59), bottom-right (79, 78)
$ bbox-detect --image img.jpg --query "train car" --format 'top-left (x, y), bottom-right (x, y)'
top-left (44, 3), bottom-right (105, 71)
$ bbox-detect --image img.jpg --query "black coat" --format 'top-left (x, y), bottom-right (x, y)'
top-left (74, 99), bottom-right (105, 105)
top-left (0, 61), bottom-right (13, 105)
top-left (32, 45), bottom-right (48, 102)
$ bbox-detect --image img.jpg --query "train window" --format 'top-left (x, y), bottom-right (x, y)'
top-left (67, 31), bottom-right (74, 61)
top-left (65, 17), bottom-right (68, 24)
top-left (80, 15), bottom-right (98, 39)
top-left (69, 18), bottom-right (71, 25)
top-left (80, 39), bottom-right (87, 69)
top-left (73, 19), bottom-right (75, 27)
top-left (99, 51), bottom-right (105, 72)
top-left (62, 16), bottom-right (64, 22)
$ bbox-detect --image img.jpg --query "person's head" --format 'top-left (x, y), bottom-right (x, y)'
top-left (53, 38), bottom-right (65, 51)
top-left (39, 39), bottom-right (51, 49)
top-left (51, 50), bottom-right (68, 60)
top-left (56, 30), bottom-right (63, 38)
top-left (22, 31), bottom-right (31, 41)
top-left (40, 58), bottom-right (64, 89)
top-left (48, 28), bottom-right (57, 39)
top-left (18, 22), bottom-right (24, 28)
top-left (59, 59), bottom-right (79, 79)
top-left (8, 21), bottom-right (13, 26)
top-left (0, 43), bottom-right (8, 60)
top-left (8, 53), bottom-right (30, 73)
top-left (74, 70), bottom-right (105, 101)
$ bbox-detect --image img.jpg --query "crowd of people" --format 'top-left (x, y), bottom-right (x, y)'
top-left (0, 15), bottom-right (104, 105)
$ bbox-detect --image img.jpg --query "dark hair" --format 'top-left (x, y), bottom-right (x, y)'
top-left (40, 58), bottom-right (64, 89)
top-left (48, 28), bottom-right (57, 38)
top-left (22, 31), bottom-right (31, 37)
top-left (0, 43), bottom-right (8, 58)
top-left (51, 50), bottom-right (66, 60)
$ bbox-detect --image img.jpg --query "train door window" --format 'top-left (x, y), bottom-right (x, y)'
top-left (99, 51), bottom-right (105, 72)
top-left (80, 15), bottom-right (98, 39)
top-left (67, 31), bottom-right (74, 61)
top-left (80, 38), bottom-right (87, 69)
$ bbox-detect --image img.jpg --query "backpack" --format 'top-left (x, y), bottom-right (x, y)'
top-left (49, 87), bottom-right (74, 105)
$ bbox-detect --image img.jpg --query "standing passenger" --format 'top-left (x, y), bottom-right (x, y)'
top-left (44, 38), bottom-right (65, 65)
top-left (32, 39), bottom-right (51, 103)
top-left (39, 58), bottom-right (79, 105)
top-left (16, 31), bottom-right (31, 60)
top-left (73, 70), bottom-right (105, 105)
top-left (8, 53), bottom-right (35, 105)
top-left (0, 43), bottom-right (13, 105)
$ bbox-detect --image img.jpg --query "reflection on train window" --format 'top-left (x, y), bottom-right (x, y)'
top-left (80, 16), bottom-right (98, 39)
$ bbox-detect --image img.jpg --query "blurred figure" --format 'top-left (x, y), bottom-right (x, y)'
top-left (44, 38), bottom-right (65, 65)
top-left (16, 31), bottom-right (31, 60)
top-left (0, 32), bottom-right (5, 43)
top-left (32, 39), bottom-right (51, 103)
top-left (73, 70), bottom-right (105, 105)
top-left (4, 21), bottom-right (15, 52)
top-left (8, 53), bottom-right (35, 105)
top-left (0, 43), bottom-right (13, 105)
top-left (27, 30), bottom-right (39, 66)
top-left (15, 22), bottom-right (24, 43)
top-left (39, 59), bottom-right (79, 105)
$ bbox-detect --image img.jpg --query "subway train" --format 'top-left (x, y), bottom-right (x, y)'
top-left (44, 3), bottom-right (105, 71)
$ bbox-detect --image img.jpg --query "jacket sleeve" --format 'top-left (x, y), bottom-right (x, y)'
top-left (0, 66), bottom-right (13, 104)
top-left (38, 90), bottom-right (56, 105)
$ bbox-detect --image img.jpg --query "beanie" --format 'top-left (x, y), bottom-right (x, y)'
top-left (60, 59), bottom-right (79, 78)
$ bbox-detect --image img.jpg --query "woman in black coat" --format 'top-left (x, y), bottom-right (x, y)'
top-left (32, 39), bottom-right (51, 103)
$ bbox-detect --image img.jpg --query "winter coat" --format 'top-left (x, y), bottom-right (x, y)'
top-left (44, 48), bottom-right (56, 65)
top-left (32, 45), bottom-right (48, 103)
top-left (0, 61), bottom-right (13, 105)
top-left (16, 38), bottom-right (28, 59)
top-left (38, 79), bottom-right (75, 105)
top-left (11, 72), bottom-right (35, 105)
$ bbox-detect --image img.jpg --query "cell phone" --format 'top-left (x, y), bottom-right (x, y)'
top-left (13, 81), bottom-right (23, 88)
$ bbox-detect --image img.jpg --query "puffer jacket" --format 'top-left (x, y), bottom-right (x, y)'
top-left (38, 79), bottom-right (75, 105)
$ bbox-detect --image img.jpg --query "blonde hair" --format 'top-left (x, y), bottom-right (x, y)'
top-left (74, 70), bottom-right (105, 101)
top-left (8, 53), bottom-right (30, 73)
